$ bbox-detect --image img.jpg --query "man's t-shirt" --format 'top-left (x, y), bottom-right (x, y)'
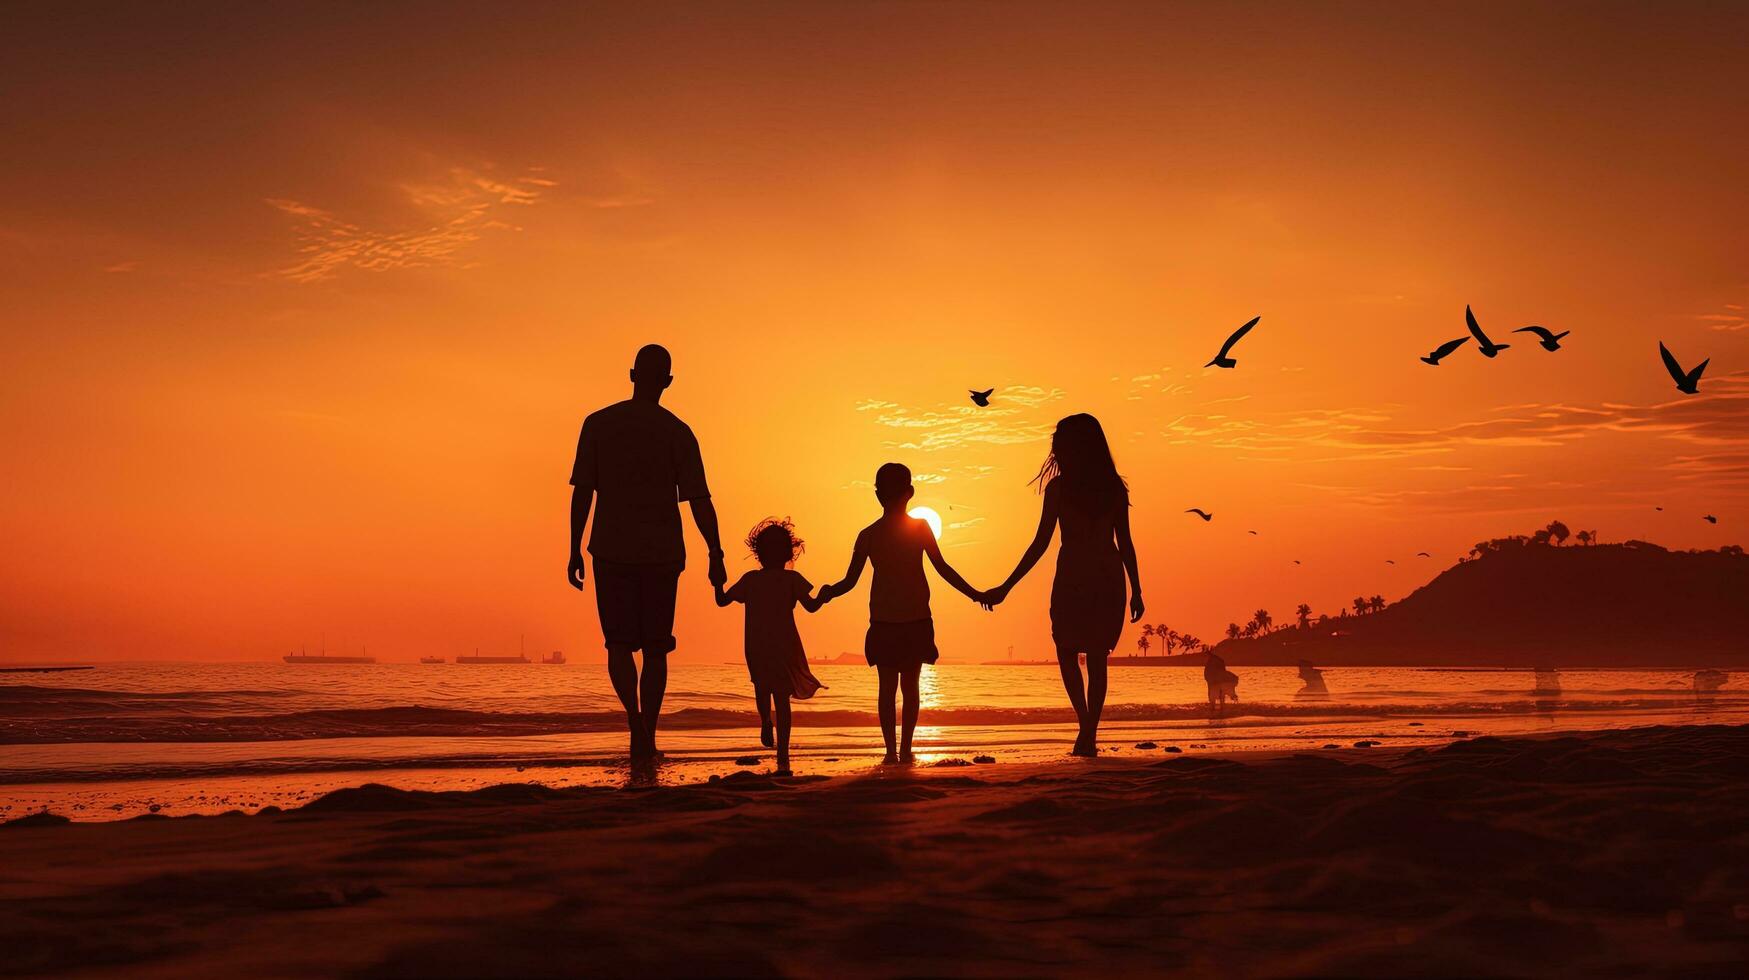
top-left (570, 399), bottom-right (709, 565)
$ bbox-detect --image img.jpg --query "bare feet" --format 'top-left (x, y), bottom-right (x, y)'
top-left (881, 751), bottom-right (900, 765)
top-left (1071, 729), bottom-right (1099, 757)
top-left (775, 753), bottom-right (791, 776)
top-left (899, 750), bottom-right (915, 765)
top-left (633, 729), bottom-right (665, 761)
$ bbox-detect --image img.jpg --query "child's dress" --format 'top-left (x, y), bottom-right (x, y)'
top-left (724, 568), bottom-right (825, 699)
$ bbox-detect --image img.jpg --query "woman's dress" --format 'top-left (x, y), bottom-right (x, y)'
top-left (1049, 493), bottom-right (1126, 654)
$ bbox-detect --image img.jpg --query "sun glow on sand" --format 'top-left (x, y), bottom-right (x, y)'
top-left (908, 506), bottom-right (944, 540)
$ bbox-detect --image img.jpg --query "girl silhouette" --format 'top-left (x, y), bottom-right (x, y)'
top-left (715, 518), bottom-right (827, 774)
top-left (983, 414), bottom-right (1144, 756)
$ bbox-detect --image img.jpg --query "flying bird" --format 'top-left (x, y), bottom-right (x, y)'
top-left (1514, 325), bottom-right (1570, 351)
top-left (1465, 305), bottom-right (1511, 358)
top-left (1292, 560), bottom-right (1302, 565)
top-left (1659, 342), bottom-right (1708, 395)
top-left (1386, 559), bottom-right (1396, 565)
top-left (969, 388), bottom-right (994, 407)
top-left (1704, 515), bottom-right (1718, 524)
top-left (1185, 508), bottom-right (1214, 522)
top-left (1248, 530), bottom-right (1259, 536)
top-left (1417, 552), bottom-right (1432, 557)
top-left (1421, 337), bottom-right (1470, 366)
top-left (1205, 316), bottom-right (1260, 369)
top-left (1655, 506), bottom-right (1664, 511)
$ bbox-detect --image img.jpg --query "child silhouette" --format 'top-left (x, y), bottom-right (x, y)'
top-left (715, 518), bottom-right (827, 775)
top-left (819, 463), bottom-right (985, 764)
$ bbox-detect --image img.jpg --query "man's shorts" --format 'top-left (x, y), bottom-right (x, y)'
top-left (592, 559), bottom-right (684, 655)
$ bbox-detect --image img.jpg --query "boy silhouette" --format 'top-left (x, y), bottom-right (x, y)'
top-left (567, 344), bottom-right (727, 760)
top-left (819, 462), bottom-right (984, 763)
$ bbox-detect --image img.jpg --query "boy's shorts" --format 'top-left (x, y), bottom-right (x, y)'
top-left (593, 559), bottom-right (683, 655)
top-left (864, 618), bottom-right (939, 668)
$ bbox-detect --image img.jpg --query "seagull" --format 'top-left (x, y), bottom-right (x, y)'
top-left (1185, 508), bottom-right (1214, 522)
top-left (1248, 530), bottom-right (1259, 536)
top-left (1292, 560), bottom-right (1302, 565)
top-left (1421, 337), bottom-right (1470, 366)
top-left (1704, 515), bottom-right (1718, 524)
top-left (969, 388), bottom-right (995, 407)
top-left (1659, 342), bottom-right (1708, 395)
top-left (1514, 325), bottom-right (1570, 351)
top-left (1205, 316), bottom-right (1260, 369)
top-left (1655, 506), bottom-right (1664, 511)
top-left (1417, 552), bottom-right (1432, 557)
top-left (1386, 559), bottom-right (1396, 565)
top-left (1466, 305), bottom-right (1511, 358)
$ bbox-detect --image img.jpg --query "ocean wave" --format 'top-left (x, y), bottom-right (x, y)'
top-left (4, 697), bottom-right (1740, 745)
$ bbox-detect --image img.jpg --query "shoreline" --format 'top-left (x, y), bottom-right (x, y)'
top-left (4, 722), bottom-right (1748, 976)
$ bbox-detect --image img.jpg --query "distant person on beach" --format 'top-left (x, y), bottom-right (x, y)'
top-left (818, 463), bottom-right (986, 764)
top-left (1296, 659), bottom-right (1328, 696)
top-left (1204, 650), bottom-right (1240, 706)
top-left (567, 344), bottom-right (727, 761)
top-left (982, 414), bottom-right (1144, 756)
top-left (715, 517), bottom-right (827, 775)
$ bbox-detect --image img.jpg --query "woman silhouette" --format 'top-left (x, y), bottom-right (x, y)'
top-left (983, 414), bottom-right (1144, 756)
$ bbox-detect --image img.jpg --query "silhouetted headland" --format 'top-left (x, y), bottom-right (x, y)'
top-left (1201, 533), bottom-right (1749, 667)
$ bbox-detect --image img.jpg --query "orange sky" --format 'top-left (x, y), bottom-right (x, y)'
top-left (3, 3), bottom-right (1746, 663)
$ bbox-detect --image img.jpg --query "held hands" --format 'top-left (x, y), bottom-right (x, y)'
top-left (815, 583), bottom-right (836, 605)
top-left (976, 583), bottom-right (1011, 612)
top-left (707, 550), bottom-right (728, 589)
top-left (567, 553), bottom-right (587, 591)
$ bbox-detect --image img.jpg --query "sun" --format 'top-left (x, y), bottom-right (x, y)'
top-left (908, 506), bottom-right (944, 540)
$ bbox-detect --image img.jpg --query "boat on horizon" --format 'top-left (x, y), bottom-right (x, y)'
top-left (807, 651), bottom-right (865, 666)
top-left (541, 650), bottom-right (566, 665)
top-left (283, 653), bottom-right (376, 665)
top-left (419, 656), bottom-right (445, 664)
top-left (284, 639), bottom-right (374, 665)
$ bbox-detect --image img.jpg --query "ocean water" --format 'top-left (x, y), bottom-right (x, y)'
top-left (3, 661), bottom-right (1743, 821)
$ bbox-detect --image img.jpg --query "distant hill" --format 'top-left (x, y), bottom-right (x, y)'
top-left (1204, 541), bottom-right (1749, 667)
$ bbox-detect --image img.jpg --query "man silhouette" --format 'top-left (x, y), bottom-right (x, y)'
top-left (567, 344), bottom-right (727, 759)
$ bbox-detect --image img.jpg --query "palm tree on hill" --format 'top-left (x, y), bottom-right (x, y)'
top-left (1353, 596), bottom-right (1368, 617)
top-left (1295, 603), bottom-right (1313, 630)
top-left (1226, 622), bottom-right (1243, 641)
top-left (1368, 595), bottom-right (1386, 614)
top-left (1251, 609), bottom-right (1273, 634)
top-left (1547, 520), bottom-right (1570, 546)
top-left (1136, 631), bottom-right (1151, 657)
top-left (1575, 529), bottom-right (1592, 547)
top-left (1179, 634), bottom-right (1200, 655)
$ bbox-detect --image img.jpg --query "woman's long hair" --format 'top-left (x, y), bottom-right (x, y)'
top-left (1030, 414), bottom-right (1128, 514)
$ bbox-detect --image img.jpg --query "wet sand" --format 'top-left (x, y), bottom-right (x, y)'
top-left (4, 723), bottom-right (1748, 977)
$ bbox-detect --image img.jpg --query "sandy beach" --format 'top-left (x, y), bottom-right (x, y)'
top-left (5, 723), bottom-right (1747, 977)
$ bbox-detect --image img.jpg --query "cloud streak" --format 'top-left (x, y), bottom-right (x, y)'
top-left (857, 386), bottom-right (1066, 454)
top-left (1160, 373), bottom-right (1749, 464)
top-left (267, 168), bottom-right (553, 283)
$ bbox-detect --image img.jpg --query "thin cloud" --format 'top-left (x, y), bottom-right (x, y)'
top-left (267, 168), bottom-right (553, 283)
top-left (1160, 375), bottom-right (1749, 460)
top-left (860, 386), bottom-right (1065, 454)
